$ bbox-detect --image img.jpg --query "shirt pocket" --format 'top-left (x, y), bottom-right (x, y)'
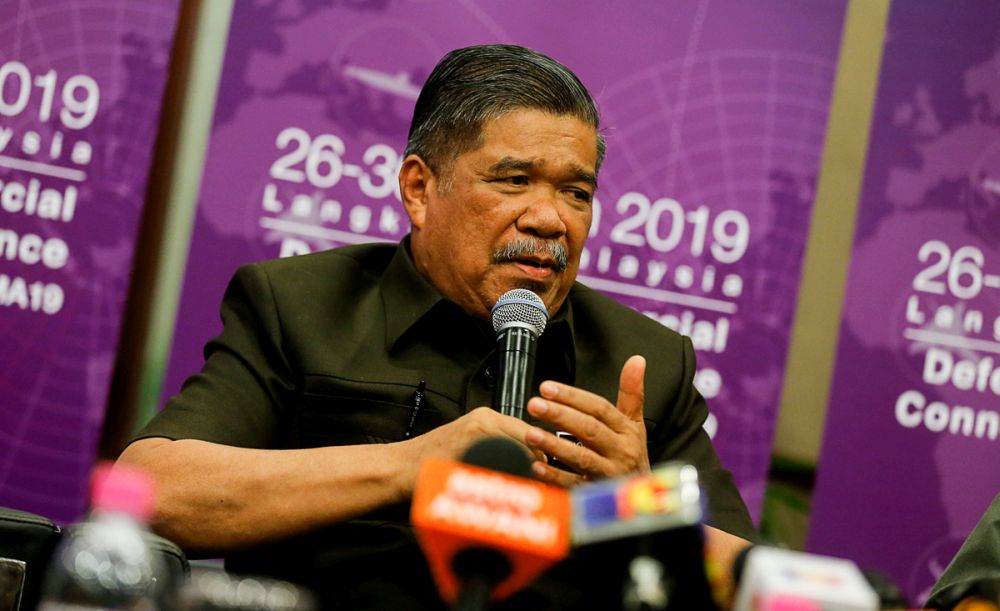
top-left (293, 376), bottom-right (451, 447)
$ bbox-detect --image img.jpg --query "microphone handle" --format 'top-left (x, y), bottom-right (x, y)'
top-left (492, 326), bottom-right (538, 420)
top-left (452, 575), bottom-right (491, 611)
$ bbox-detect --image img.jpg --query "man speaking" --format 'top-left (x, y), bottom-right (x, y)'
top-left (118, 44), bottom-right (755, 608)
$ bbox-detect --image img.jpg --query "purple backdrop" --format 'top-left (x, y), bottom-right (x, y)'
top-left (0, 0), bottom-right (179, 522)
top-left (164, 0), bottom-right (846, 521)
top-left (809, 2), bottom-right (1000, 604)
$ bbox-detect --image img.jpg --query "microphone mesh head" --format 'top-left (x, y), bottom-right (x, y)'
top-left (491, 289), bottom-right (548, 336)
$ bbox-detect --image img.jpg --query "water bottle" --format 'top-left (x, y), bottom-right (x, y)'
top-left (38, 463), bottom-right (166, 610)
top-left (176, 567), bottom-right (316, 611)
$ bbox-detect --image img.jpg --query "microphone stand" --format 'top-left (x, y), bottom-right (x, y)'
top-left (451, 548), bottom-right (512, 611)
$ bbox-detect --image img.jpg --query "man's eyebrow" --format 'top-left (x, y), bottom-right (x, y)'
top-left (486, 157), bottom-right (598, 189)
top-left (486, 157), bottom-right (536, 174)
top-left (572, 166), bottom-right (598, 190)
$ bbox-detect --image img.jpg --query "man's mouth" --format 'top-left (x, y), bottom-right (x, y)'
top-left (518, 258), bottom-right (550, 268)
top-left (513, 257), bottom-right (556, 277)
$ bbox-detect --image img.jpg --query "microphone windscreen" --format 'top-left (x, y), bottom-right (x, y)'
top-left (460, 437), bottom-right (533, 478)
top-left (491, 289), bottom-right (547, 335)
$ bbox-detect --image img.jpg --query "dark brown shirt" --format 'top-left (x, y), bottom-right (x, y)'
top-left (137, 238), bottom-right (754, 609)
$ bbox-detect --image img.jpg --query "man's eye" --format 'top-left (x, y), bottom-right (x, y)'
top-left (502, 175), bottom-right (529, 186)
top-left (570, 189), bottom-right (592, 202)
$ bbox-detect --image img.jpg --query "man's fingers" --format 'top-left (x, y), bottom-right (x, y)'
top-left (437, 407), bottom-right (543, 464)
top-left (537, 381), bottom-right (607, 417)
top-left (525, 426), bottom-right (605, 478)
top-left (527, 396), bottom-right (612, 446)
top-left (536, 381), bottom-right (626, 433)
top-left (482, 411), bottom-right (549, 464)
top-left (530, 460), bottom-right (586, 488)
top-left (524, 358), bottom-right (650, 481)
top-left (616, 355), bottom-right (646, 422)
top-left (535, 355), bottom-right (646, 426)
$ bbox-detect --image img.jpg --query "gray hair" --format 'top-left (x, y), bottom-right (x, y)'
top-left (404, 44), bottom-right (606, 180)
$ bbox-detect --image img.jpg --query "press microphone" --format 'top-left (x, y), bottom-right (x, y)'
top-left (732, 547), bottom-right (879, 611)
top-left (491, 289), bottom-right (548, 419)
top-left (411, 437), bottom-right (570, 609)
top-left (571, 463), bottom-right (718, 610)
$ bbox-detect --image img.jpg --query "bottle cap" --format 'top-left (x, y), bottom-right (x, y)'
top-left (762, 595), bottom-right (822, 611)
top-left (90, 462), bottom-right (155, 521)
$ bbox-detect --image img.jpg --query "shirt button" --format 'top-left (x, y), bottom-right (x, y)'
top-left (484, 366), bottom-right (495, 388)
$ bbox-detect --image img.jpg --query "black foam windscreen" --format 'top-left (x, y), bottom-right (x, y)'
top-left (459, 437), bottom-right (534, 479)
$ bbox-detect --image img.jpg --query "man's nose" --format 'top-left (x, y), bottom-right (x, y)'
top-left (516, 191), bottom-right (566, 238)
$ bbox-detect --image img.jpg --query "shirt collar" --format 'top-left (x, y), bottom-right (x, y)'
top-left (381, 236), bottom-right (449, 351)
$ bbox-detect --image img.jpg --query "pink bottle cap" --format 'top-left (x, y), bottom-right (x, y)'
top-left (763, 594), bottom-right (823, 611)
top-left (90, 462), bottom-right (155, 521)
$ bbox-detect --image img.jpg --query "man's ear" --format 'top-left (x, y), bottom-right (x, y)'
top-left (399, 154), bottom-right (434, 230)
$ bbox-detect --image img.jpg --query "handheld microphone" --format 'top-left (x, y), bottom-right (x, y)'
top-left (571, 463), bottom-right (718, 610)
top-left (411, 437), bottom-right (570, 608)
top-left (732, 547), bottom-right (879, 611)
top-left (491, 289), bottom-right (548, 420)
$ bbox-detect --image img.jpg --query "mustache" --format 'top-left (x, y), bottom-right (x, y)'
top-left (492, 238), bottom-right (569, 272)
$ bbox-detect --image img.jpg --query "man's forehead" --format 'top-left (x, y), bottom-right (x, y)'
top-left (480, 109), bottom-right (596, 143)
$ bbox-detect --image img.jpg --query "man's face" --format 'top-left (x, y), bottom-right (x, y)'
top-left (403, 109), bottom-right (598, 320)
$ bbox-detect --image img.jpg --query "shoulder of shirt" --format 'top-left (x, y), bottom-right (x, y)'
top-left (568, 281), bottom-right (686, 347)
top-left (239, 242), bottom-right (397, 278)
